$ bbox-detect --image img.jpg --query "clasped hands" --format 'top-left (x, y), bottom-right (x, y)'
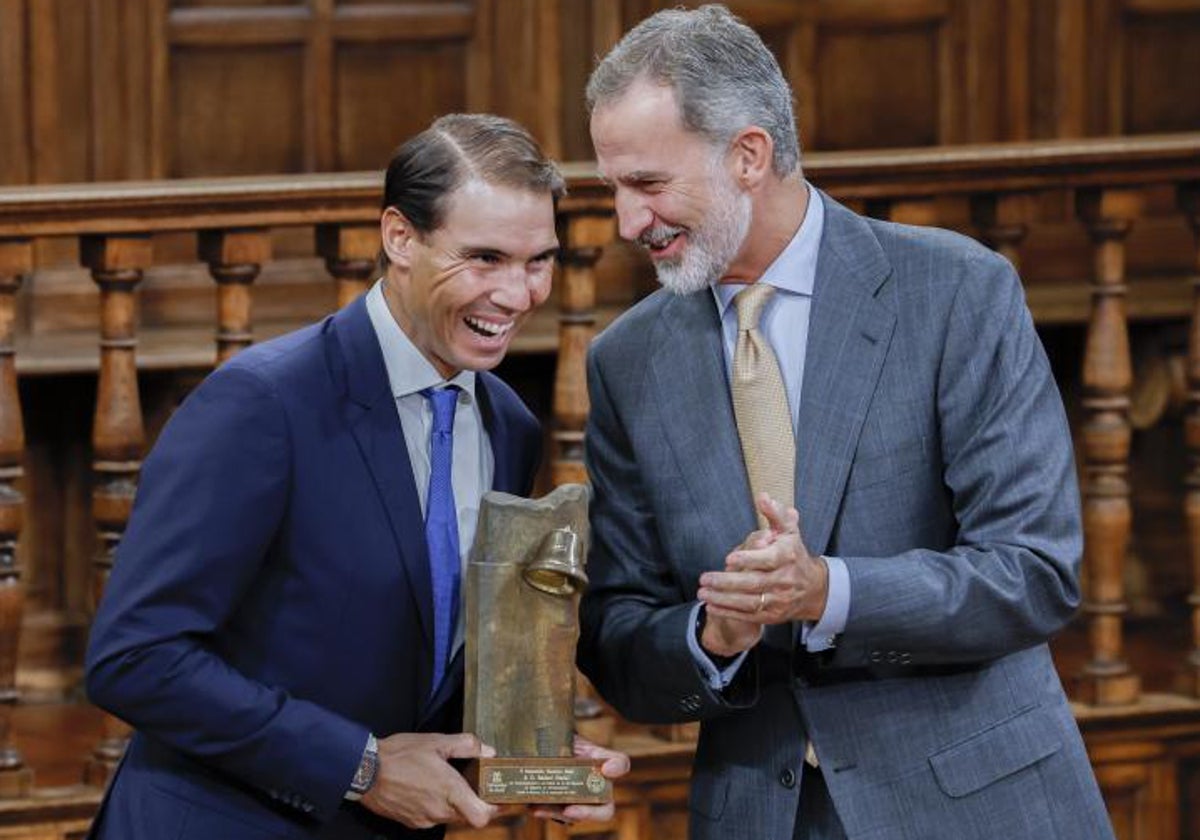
top-left (361, 731), bottom-right (628, 830)
top-left (696, 493), bottom-right (829, 658)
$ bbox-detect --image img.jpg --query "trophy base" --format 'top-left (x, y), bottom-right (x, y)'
top-left (468, 757), bottom-right (612, 804)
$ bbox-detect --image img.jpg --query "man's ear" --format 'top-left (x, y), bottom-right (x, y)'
top-left (729, 126), bottom-right (774, 189)
top-left (380, 206), bottom-right (417, 269)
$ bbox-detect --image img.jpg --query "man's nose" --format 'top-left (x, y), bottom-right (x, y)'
top-left (614, 189), bottom-right (652, 243)
top-left (491, 269), bottom-right (542, 312)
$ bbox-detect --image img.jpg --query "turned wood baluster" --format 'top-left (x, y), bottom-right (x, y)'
top-left (866, 197), bottom-right (938, 227)
top-left (0, 240), bottom-right (32, 799)
top-left (199, 229), bottom-right (271, 365)
top-left (81, 234), bottom-right (150, 786)
top-left (552, 208), bottom-right (613, 488)
top-left (316, 223), bottom-right (379, 310)
top-left (1180, 183), bottom-right (1200, 697)
top-left (970, 192), bottom-right (1036, 271)
top-left (1074, 188), bottom-right (1142, 707)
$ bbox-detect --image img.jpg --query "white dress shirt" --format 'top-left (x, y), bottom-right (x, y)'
top-left (365, 279), bottom-right (494, 654)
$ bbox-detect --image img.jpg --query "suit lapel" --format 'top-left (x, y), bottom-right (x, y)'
top-left (795, 193), bottom-right (896, 556)
top-left (476, 373), bottom-right (520, 494)
top-left (328, 298), bottom-right (434, 658)
top-left (646, 192), bottom-right (897, 566)
top-left (650, 293), bottom-right (758, 563)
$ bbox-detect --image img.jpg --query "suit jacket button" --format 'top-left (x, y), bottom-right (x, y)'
top-left (779, 768), bottom-right (797, 789)
top-left (869, 650), bottom-right (882, 663)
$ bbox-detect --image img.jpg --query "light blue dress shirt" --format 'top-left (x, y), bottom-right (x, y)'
top-left (687, 185), bottom-right (851, 690)
top-left (365, 280), bottom-right (494, 655)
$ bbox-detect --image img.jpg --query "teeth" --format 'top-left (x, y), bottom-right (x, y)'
top-left (464, 316), bottom-right (512, 337)
top-left (640, 226), bottom-right (684, 250)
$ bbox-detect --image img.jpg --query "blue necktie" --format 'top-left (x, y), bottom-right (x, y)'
top-left (422, 386), bottom-right (461, 693)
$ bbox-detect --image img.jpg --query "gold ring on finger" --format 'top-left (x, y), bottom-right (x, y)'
top-left (758, 591), bottom-right (766, 612)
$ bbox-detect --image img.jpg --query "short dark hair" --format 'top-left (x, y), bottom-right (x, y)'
top-left (381, 113), bottom-right (565, 236)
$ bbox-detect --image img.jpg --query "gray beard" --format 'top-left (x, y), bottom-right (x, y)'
top-left (653, 177), bottom-right (752, 297)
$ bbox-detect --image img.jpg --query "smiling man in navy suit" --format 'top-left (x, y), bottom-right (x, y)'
top-left (86, 113), bottom-right (627, 840)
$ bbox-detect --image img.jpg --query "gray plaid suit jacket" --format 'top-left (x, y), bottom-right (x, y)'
top-left (578, 191), bottom-right (1114, 840)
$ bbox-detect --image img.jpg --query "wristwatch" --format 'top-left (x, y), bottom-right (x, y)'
top-left (345, 733), bottom-right (379, 801)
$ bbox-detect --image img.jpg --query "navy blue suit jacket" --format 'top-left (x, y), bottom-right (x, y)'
top-left (85, 296), bottom-right (542, 839)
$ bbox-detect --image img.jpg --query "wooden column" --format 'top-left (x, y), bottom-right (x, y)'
top-left (0, 240), bottom-right (32, 799)
top-left (1074, 187), bottom-right (1142, 707)
top-left (316, 223), bottom-right (378, 310)
top-left (80, 234), bottom-right (150, 786)
top-left (865, 197), bottom-right (938, 227)
top-left (970, 192), bottom-right (1036, 271)
top-left (552, 208), bottom-right (613, 488)
top-left (199, 229), bottom-right (271, 365)
top-left (1180, 183), bottom-right (1200, 698)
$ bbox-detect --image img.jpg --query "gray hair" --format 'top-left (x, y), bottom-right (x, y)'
top-left (586, 4), bottom-right (800, 177)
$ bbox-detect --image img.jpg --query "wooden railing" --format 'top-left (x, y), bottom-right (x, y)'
top-left (0, 133), bottom-right (1199, 839)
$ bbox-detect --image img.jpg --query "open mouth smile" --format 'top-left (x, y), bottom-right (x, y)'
top-left (464, 315), bottom-right (513, 338)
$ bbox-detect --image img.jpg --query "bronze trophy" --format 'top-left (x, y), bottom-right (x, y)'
top-left (463, 483), bottom-right (611, 805)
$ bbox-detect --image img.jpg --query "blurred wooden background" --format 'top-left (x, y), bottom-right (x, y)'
top-left (2, 1), bottom-right (1200, 838)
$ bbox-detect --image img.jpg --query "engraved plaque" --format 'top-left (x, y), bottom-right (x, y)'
top-left (463, 484), bottom-right (612, 804)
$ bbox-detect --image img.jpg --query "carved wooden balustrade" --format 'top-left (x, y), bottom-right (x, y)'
top-left (0, 134), bottom-right (1198, 839)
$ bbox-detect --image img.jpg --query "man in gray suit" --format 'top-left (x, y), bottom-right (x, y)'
top-left (576, 5), bottom-right (1114, 839)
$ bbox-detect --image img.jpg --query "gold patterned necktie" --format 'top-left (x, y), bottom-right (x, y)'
top-left (731, 283), bottom-right (817, 766)
top-left (731, 283), bottom-right (796, 527)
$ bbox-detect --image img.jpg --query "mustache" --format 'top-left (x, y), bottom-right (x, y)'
top-left (638, 225), bottom-right (685, 249)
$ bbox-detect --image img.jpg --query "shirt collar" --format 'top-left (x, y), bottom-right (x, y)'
top-left (712, 181), bottom-right (824, 313)
top-left (365, 279), bottom-right (477, 401)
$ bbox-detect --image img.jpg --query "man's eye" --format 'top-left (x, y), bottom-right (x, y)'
top-left (473, 253), bottom-right (502, 265)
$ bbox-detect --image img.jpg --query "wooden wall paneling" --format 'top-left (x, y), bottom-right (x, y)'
top-left (1085, 0), bottom-right (1125, 137)
top-left (1122, 0), bottom-right (1200, 135)
top-left (27, 0), bottom-right (91, 185)
top-left (166, 4), bottom-right (310, 177)
top-left (170, 43), bottom-right (307, 177)
top-left (935, 0), bottom-right (962, 144)
top-left (957, 0), bottom-right (1011, 142)
top-left (466, 0), bottom-right (493, 115)
top-left (558, 0), bottom-right (626, 162)
top-left (90, 0), bottom-right (155, 181)
top-left (481, 0), bottom-right (563, 158)
top-left (1029, 0), bottom-right (1087, 139)
top-left (148, 0), bottom-right (168, 179)
top-left (1001, 0), bottom-right (1032, 141)
top-left (811, 0), bottom-right (949, 150)
top-left (333, 35), bottom-right (469, 172)
top-left (307, 0), bottom-right (334, 172)
top-left (0, 0), bottom-right (30, 186)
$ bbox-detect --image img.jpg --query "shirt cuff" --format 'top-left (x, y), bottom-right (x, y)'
top-left (686, 602), bottom-right (750, 690)
top-left (800, 556), bottom-right (849, 652)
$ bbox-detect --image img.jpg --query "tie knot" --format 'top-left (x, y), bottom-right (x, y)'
top-left (422, 386), bottom-right (459, 434)
top-left (734, 283), bottom-right (774, 331)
